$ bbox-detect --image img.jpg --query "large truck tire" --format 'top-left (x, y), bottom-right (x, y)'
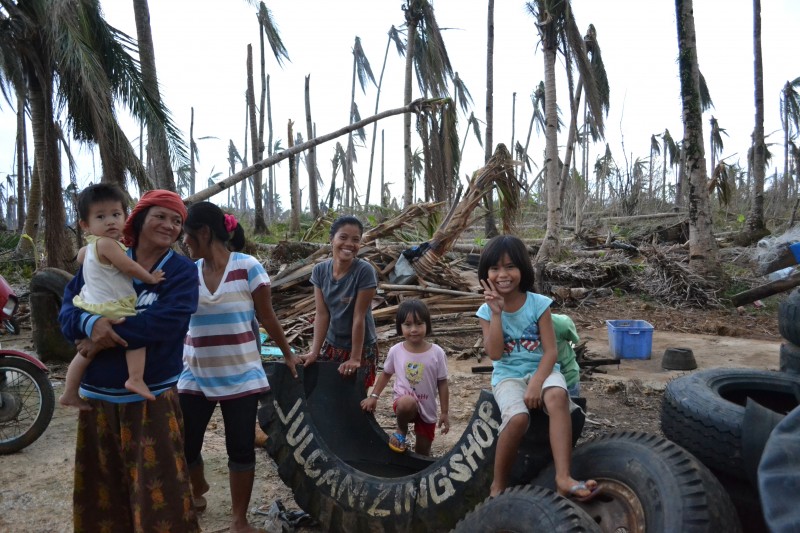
top-left (778, 289), bottom-right (800, 346)
top-left (532, 432), bottom-right (741, 533)
top-left (258, 361), bottom-right (585, 532)
top-left (452, 485), bottom-right (601, 533)
top-left (29, 268), bottom-right (75, 363)
top-left (779, 342), bottom-right (800, 375)
top-left (661, 368), bottom-right (800, 479)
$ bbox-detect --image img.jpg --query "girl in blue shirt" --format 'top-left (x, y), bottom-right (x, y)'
top-left (476, 235), bottom-right (596, 501)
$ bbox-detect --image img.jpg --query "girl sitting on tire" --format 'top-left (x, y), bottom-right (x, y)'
top-left (476, 235), bottom-right (597, 500)
top-left (360, 299), bottom-right (450, 455)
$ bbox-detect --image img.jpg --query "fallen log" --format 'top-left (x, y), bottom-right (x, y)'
top-left (600, 211), bottom-right (687, 222)
top-left (379, 284), bottom-right (477, 298)
top-left (730, 271), bottom-right (800, 307)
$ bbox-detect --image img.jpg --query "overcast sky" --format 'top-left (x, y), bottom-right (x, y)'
top-left (1, 0), bottom-right (798, 210)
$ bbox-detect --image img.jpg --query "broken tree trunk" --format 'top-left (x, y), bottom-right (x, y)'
top-left (731, 271), bottom-right (800, 307)
top-left (414, 144), bottom-right (521, 284)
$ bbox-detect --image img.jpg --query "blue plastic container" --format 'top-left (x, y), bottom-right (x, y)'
top-left (606, 320), bottom-right (654, 359)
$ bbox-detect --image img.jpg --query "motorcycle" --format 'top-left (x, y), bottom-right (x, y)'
top-left (0, 274), bottom-right (55, 454)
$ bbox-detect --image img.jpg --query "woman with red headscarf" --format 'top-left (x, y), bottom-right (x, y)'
top-left (59, 190), bottom-right (201, 532)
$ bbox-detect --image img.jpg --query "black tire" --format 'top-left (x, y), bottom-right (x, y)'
top-left (780, 342), bottom-right (800, 375)
top-left (0, 356), bottom-right (55, 454)
top-left (711, 470), bottom-right (769, 533)
top-left (452, 485), bottom-right (601, 533)
top-left (661, 368), bottom-right (800, 479)
top-left (258, 361), bottom-right (501, 532)
top-left (532, 432), bottom-right (741, 533)
top-left (29, 268), bottom-right (75, 363)
top-left (661, 347), bottom-right (697, 370)
top-left (778, 289), bottom-right (800, 346)
top-left (29, 267), bottom-right (73, 301)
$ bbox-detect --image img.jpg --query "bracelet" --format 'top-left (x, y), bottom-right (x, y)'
top-left (369, 393), bottom-right (380, 399)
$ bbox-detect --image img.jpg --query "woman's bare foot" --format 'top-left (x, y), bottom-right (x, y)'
top-left (189, 469), bottom-right (209, 512)
top-left (229, 520), bottom-right (267, 533)
top-left (59, 391), bottom-right (92, 411)
top-left (556, 476), bottom-right (598, 502)
top-left (125, 378), bottom-right (155, 400)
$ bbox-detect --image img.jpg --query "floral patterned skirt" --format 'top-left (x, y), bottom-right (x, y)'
top-left (73, 387), bottom-right (199, 533)
top-left (320, 341), bottom-right (379, 388)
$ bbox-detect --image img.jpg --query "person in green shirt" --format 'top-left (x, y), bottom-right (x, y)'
top-left (551, 313), bottom-right (581, 396)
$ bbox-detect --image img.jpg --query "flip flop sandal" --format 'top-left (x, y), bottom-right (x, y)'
top-left (388, 432), bottom-right (408, 453)
top-left (565, 480), bottom-right (599, 503)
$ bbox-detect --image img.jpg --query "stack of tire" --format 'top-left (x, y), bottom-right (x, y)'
top-left (454, 431), bottom-right (741, 533)
top-left (260, 362), bottom-right (745, 532)
top-left (661, 292), bottom-right (800, 532)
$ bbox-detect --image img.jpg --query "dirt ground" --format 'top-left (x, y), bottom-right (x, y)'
top-left (0, 294), bottom-right (783, 532)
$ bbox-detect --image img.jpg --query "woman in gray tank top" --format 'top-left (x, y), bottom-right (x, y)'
top-left (299, 216), bottom-right (379, 387)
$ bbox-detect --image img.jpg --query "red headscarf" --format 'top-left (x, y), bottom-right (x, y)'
top-left (122, 190), bottom-right (188, 248)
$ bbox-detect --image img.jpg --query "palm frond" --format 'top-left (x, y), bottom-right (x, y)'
top-left (257, 2), bottom-right (290, 67)
top-left (353, 36), bottom-right (376, 93)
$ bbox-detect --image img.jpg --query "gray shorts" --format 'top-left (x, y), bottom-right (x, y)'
top-left (492, 371), bottom-right (578, 433)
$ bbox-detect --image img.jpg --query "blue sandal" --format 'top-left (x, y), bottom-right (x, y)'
top-left (388, 432), bottom-right (407, 453)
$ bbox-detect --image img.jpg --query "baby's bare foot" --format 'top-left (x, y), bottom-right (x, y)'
top-left (59, 392), bottom-right (92, 411)
top-left (125, 379), bottom-right (155, 400)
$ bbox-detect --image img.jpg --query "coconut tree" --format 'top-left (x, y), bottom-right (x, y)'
top-left (14, 85), bottom-right (27, 234)
top-left (780, 77), bottom-right (800, 199)
top-left (708, 116), bottom-right (728, 187)
top-left (366, 26), bottom-right (405, 206)
top-left (660, 129), bottom-right (678, 202)
top-left (519, 81), bottom-right (546, 185)
top-left (304, 75), bottom-right (321, 218)
top-left (253, 1), bottom-right (289, 229)
top-left (345, 36), bottom-right (376, 208)
top-left (675, 0), bottom-right (719, 277)
top-left (648, 134), bottom-right (661, 199)
top-left (744, 0), bottom-right (767, 238)
top-left (132, 0), bottom-right (180, 190)
top-left (526, 0), bottom-right (605, 262)
top-left (569, 24), bottom-right (609, 230)
top-left (0, 0), bottom-right (182, 269)
top-left (401, 0), bottom-right (453, 207)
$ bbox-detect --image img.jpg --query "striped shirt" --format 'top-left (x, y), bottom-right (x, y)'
top-left (179, 252), bottom-right (270, 399)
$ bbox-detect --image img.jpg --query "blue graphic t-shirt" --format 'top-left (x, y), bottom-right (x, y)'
top-left (476, 291), bottom-right (557, 386)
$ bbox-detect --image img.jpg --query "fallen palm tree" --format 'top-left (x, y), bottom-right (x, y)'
top-left (412, 143), bottom-right (522, 289)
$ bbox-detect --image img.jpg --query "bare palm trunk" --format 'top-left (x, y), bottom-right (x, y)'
top-left (403, 10), bottom-right (418, 207)
top-left (366, 30), bottom-right (394, 207)
top-left (247, 45), bottom-right (266, 233)
top-left (288, 120), bottom-right (300, 233)
top-left (380, 129), bottom-right (386, 208)
top-left (483, 0), bottom-right (498, 238)
top-left (189, 108), bottom-right (196, 195)
top-left (746, 0), bottom-right (766, 234)
top-left (132, 0), bottom-right (174, 191)
top-left (676, 0), bottom-right (719, 277)
top-left (28, 72), bottom-right (70, 269)
top-left (535, 37), bottom-right (562, 263)
top-left (304, 76), bottom-right (319, 218)
top-left (17, 162), bottom-right (39, 257)
top-left (16, 87), bottom-right (26, 232)
top-left (559, 78), bottom-right (583, 205)
top-left (266, 75), bottom-right (275, 220)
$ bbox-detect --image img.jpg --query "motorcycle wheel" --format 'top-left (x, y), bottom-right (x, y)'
top-left (0, 357), bottom-right (55, 454)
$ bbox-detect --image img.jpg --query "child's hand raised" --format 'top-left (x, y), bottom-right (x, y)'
top-left (480, 279), bottom-right (505, 314)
